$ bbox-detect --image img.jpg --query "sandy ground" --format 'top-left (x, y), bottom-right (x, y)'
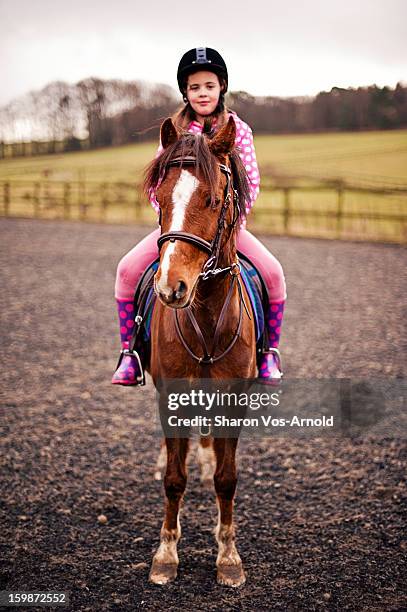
top-left (0, 218), bottom-right (406, 611)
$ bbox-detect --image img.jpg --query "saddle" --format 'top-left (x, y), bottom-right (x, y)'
top-left (129, 254), bottom-right (270, 369)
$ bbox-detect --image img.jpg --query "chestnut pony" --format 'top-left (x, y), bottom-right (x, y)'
top-left (144, 116), bottom-right (256, 587)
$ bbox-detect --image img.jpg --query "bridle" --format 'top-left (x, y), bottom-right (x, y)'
top-left (155, 155), bottom-right (250, 366)
top-left (157, 155), bottom-right (240, 280)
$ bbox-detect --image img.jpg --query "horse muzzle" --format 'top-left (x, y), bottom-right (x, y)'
top-left (154, 276), bottom-right (192, 308)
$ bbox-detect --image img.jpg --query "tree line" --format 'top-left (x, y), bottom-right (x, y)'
top-left (228, 83), bottom-right (407, 134)
top-left (0, 78), bottom-right (406, 155)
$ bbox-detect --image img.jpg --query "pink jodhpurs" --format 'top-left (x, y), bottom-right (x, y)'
top-left (115, 228), bottom-right (286, 303)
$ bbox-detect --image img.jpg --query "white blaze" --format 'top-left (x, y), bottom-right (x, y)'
top-left (158, 169), bottom-right (199, 297)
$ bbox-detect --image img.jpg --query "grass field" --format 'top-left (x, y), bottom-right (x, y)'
top-left (1, 129), bottom-right (407, 185)
top-left (255, 129), bottom-right (407, 188)
top-left (1, 129), bottom-right (406, 242)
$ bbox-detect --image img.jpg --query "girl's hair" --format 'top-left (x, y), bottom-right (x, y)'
top-left (172, 74), bottom-right (230, 133)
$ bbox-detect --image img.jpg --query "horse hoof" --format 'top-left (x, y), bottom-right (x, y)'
top-left (217, 563), bottom-right (246, 588)
top-left (149, 561), bottom-right (178, 585)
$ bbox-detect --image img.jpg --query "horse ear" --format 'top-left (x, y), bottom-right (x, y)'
top-left (208, 116), bottom-right (236, 156)
top-left (161, 118), bottom-right (179, 149)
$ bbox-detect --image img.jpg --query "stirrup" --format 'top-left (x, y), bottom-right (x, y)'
top-left (263, 347), bottom-right (283, 374)
top-left (115, 348), bottom-right (146, 386)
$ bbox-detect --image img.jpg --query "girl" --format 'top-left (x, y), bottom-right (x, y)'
top-left (112, 47), bottom-right (286, 385)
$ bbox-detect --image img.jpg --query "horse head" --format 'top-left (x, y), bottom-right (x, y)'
top-left (146, 116), bottom-right (248, 309)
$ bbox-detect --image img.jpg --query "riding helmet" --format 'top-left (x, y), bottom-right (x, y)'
top-left (177, 47), bottom-right (228, 93)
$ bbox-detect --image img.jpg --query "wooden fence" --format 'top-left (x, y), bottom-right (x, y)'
top-left (1, 179), bottom-right (406, 243)
top-left (0, 139), bottom-right (90, 159)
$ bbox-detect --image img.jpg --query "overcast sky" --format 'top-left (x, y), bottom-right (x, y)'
top-left (0, 0), bottom-right (406, 106)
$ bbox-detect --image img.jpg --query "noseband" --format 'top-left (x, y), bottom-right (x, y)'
top-left (156, 155), bottom-right (239, 279)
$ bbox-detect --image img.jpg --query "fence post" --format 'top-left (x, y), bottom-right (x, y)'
top-left (283, 188), bottom-right (290, 234)
top-left (33, 182), bottom-right (40, 217)
top-left (134, 184), bottom-right (142, 222)
top-left (63, 182), bottom-right (71, 220)
top-left (4, 182), bottom-right (10, 216)
top-left (100, 183), bottom-right (108, 222)
top-left (79, 179), bottom-right (86, 220)
top-left (336, 185), bottom-right (344, 239)
top-left (77, 170), bottom-right (87, 221)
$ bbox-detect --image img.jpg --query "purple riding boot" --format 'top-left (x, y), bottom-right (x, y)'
top-left (258, 300), bottom-right (285, 382)
top-left (112, 299), bottom-right (145, 386)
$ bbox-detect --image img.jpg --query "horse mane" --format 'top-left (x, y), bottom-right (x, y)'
top-left (143, 131), bottom-right (250, 219)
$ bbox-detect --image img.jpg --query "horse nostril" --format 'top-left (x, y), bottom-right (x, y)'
top-left (175, 280), bottom-right (187, 300)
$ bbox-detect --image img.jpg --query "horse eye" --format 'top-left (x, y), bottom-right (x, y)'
top-left (205, 196), bottom-right (220, 207)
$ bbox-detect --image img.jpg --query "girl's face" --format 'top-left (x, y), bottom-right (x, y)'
top-left (186, 71), bottom-right (221, 119)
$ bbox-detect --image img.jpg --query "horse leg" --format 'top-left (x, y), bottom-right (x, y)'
top-left (149, 437), bottom-right (189, 585)
top-left (213, 438), bottom-right (246, 587)
top-left (155, 436), bottom-right (195, 481)
top-left (154, 439), bottom-right (167, 481)
top-left (197, 436), bottom-right (215, 487)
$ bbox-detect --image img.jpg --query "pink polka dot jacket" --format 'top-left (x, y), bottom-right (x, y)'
top-left (149, 112), bottom-right (260, 217)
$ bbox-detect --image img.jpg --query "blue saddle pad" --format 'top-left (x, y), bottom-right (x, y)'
top-left (139, 260), bottom-right (159, 342)
top-left (238, 255), bottom-right (265, 343)
top-left (138, 257), bottom-right (265, 344)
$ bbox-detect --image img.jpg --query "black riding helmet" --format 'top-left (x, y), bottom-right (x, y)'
top-left (177, 47), bottom-right (228, 93)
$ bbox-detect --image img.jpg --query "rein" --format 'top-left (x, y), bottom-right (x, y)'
top-left (174, 263), bottom-right (250, 365)
top-left (156, 154), bottom-right (251, 367)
